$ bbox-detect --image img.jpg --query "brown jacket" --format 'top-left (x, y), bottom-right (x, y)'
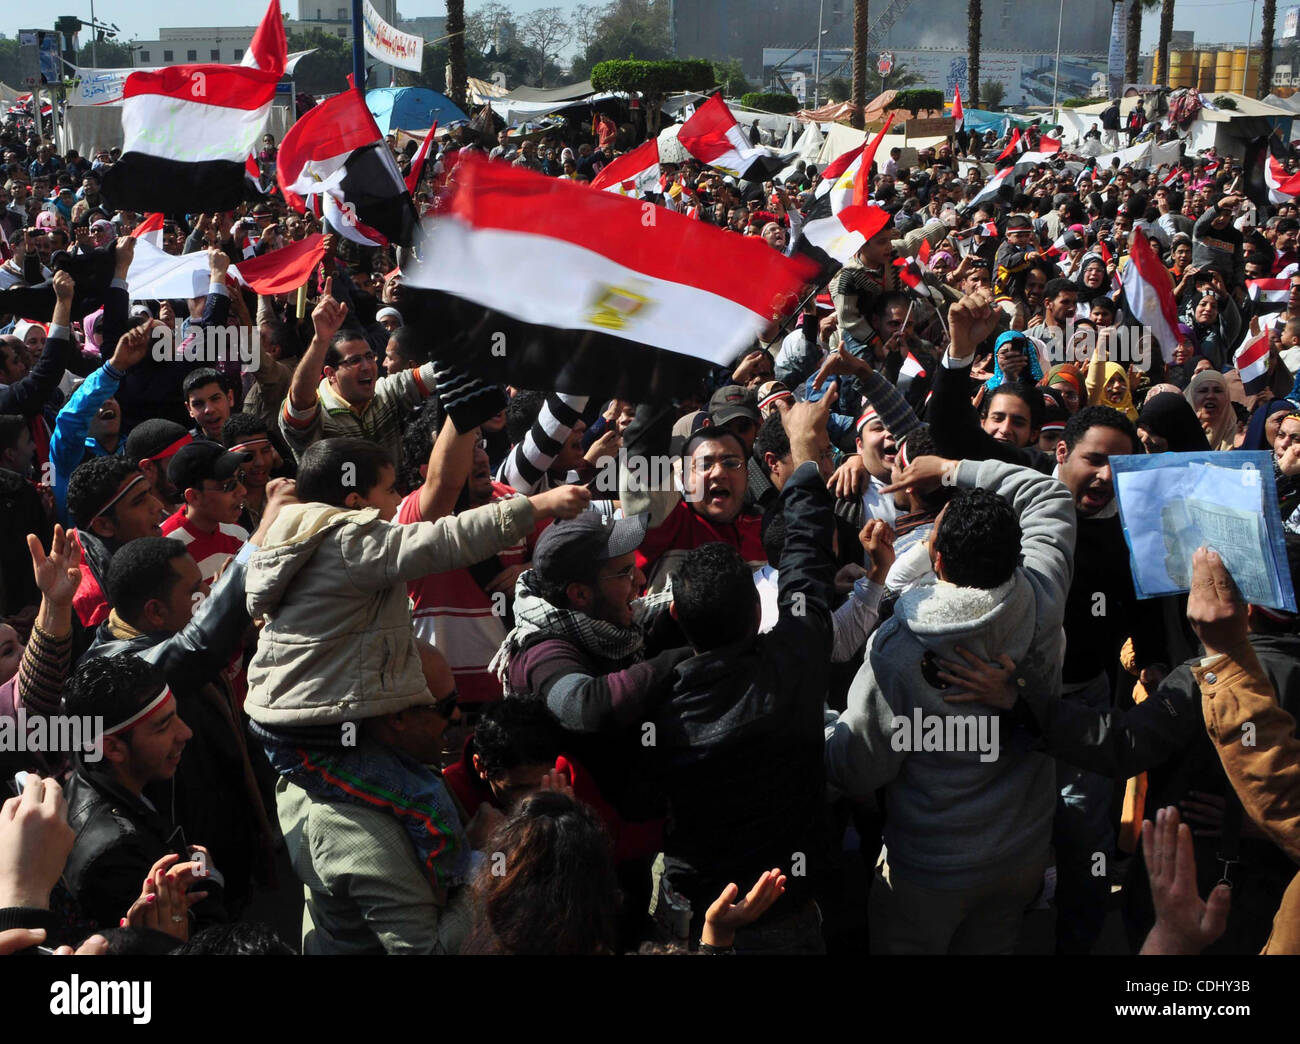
top-left (1198, 644), bottom-right (1300, 955)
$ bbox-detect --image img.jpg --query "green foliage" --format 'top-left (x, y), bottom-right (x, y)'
top-left (590, 58), bottom-right (715, 94)
top-left (886, 88), bottom-right (944, 113)
top-left (712, 58), bottom-right (750, 98)
top-left (1213, 95), bottom-right (1238, 110)
top-left (287, 29), bottom-right (355, 95)
top-left (1058, 97), bottom-right (1095, 108)
top-left (982, 80), bottom-right (1007, 108)
top-left (826, 76), bottom-right (852, 102)
top-left (741, 92), bottom-right (799, 113)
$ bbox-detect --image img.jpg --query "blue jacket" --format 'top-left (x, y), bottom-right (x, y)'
top-left (49, 360), bottom-right (126, 523)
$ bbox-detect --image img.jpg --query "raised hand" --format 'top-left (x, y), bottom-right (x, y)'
top-left (1139, 806), bottom-right (1231, 955)
top-left (858, 519), bottom-right (896, 584)
top-left (52, 270), bottom-right (75, 303)
top-left (109, 322), bottom-right (153, 372)
top-left (528, 484), bottom-right (593, 521)
top-left (311, 277), bottom-right (349, 341)
top-left (701, 868), bottom-right (787, 948)
top-left (27, 526), bottom-right (81, 609)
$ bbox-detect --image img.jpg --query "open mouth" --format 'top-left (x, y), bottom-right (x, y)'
top-left (1081, 485), bottom-right (1111, 510)
top-left (705, 484), bottom-right (732, 507)
top-left (98, 407), bottom-right (116, 421)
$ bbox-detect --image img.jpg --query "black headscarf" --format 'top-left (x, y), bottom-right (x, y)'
top-left (1137, 392), bottom-right (1211, 452)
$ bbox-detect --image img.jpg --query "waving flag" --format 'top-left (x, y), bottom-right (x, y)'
top-left (1120, 229), bottom-right (1181, 355)
top-left (1234, 329), bottom-right (1273, 396)
top-left (232, 233), bottom-right (328, 295)
top-left (1266, 154), bottom-right (1300, 204)
top-left (799, 114), bottom-right (896, 264)
top-left (404, 123), bottom-right (437, 194)
top-left (676, 94), bottom-right (787, 181)
top-left (277, 88), bottom-right (416, 247)
top-left (967, 166), bottom-right (1015, 210)
top-left (952, 84), bottom-right (964, 132)
top-left (1038, 135), bottom-right (1061, 154)
top-left (1249, 277), bottom-right (1292, 313)
top-left (131, 212), bottom-right (165, 249)
top-left (240, 0), bottom-right (287, 77)
top-left (400, 155), bottom-right (817, 399)
top-left (995, 128), bottom-right (1023, 165)
top-left (589, 138), bottom-right (661, 197)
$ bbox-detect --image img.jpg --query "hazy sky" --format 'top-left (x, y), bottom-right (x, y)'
top-left (39, 1), bottom-right (1290, 51)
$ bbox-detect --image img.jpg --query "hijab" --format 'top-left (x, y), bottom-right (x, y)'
top-left (985, 330), bottom-right (1045, 390)
top-left (1041, 362), bottom-right (1086, 410)
top-left (1184, 369), bottom-right (1237, 451)
top-left (1137, 392), bottom-right (1211, 452)
top-left (1096, 361), bottom-right (1138, 422)
top-left (1073, 252), bottom-right (1109, 304)
top-left (1241, 399), bottom-right (1295, 452)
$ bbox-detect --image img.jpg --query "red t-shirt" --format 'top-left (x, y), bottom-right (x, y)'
top-left (160, 509), bottom-right (248, 582)
top-left (398, 483), bottom-right (544, 704)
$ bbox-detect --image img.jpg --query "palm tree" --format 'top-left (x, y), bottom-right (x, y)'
top-left (1126, 0), bottom-right (1162, 87)
top-left (968, 0), bottom-right (982, 108)
top-left (1260, 0), bottom-right (1278, 99)
top-left (446, 0), bottom-right (467, 111)
top-left (851, 0), bottom-right (868, 129)
top-left (1156, 0), bottom-right (1175, 87)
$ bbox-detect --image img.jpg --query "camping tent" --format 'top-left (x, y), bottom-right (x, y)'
top-left (366, 87), bottom-right (468, 135)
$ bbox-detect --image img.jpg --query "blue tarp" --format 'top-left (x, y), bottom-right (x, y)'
top-left (365, 87), bottom-right (468, 134)
top-left (962, 107), bottom-right (1045, 135)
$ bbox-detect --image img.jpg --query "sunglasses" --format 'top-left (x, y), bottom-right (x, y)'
top-left (202, 475), bottom-right (243, 494)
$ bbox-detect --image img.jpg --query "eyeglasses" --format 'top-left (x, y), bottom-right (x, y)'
top-left (598, 564), bottom-right (638, 582)
top-left (691, 454), bottom-right (744, 473)
top-left (203, 476), bottom-right (243, 494)
top-left (335, 351), bottom-right (378, 369)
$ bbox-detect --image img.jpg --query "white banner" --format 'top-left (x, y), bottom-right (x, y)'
top-left (362, 0), bottom-right (424, 73)
top-left (67, 67), bottom-right (149, 107)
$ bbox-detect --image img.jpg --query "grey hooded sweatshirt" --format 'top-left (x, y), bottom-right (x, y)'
top-left (825, 459), bottom-right (1077, 890)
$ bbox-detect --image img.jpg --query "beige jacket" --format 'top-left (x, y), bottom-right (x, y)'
top-left (1198, 644), bottom-right (1300, 955)
top-left (244, 496), bottom-right (535, 727)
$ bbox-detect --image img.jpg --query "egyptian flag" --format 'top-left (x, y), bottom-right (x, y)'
top-left (232, 233), bottom-right (328, 295)
top-left (1120, 229), bottom-right (1181, 355)
top-left (399, 154), bottom-right (818, 400)
top-left (277, 88), bottom-right (416, 248)
top-left (995, 128), bottom-right (1024, 166)
top-left (676, 94), bottom-right (786, 182)
top-left (1044, 229), bottom-right (1084, 260)
top-left (1249, 277), bottom-right (1291, 314)
top-left (245, 154), bottom-right (276, 195)
top-left (1160, 166), bottom-right (1182, 187)
top-left (1266, 154), bottom-right (1300, 204)
top-left (405, 123), bottom-right (437, 194)
top-left (799, 114), bottom-right (896, 265)
top-left (102, 1), bottom-right (284, 213)
top-left (967, 166), bottom-right (1015, 210)
top-left (952, 84), bottom-right (964, 133)
top-left (240, 0), bottom-right (287, 76)
top-left (1235, 329), bottom-right (1273, 396)
top-left (1038, 135), bottom-right (1061, 154)
top-left (590, 139), bottom-right (661, 198)
top-left (131, 212), bottom-right (165, 249)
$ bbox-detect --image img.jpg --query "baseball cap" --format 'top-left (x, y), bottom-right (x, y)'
top-left (1006, 213), bottom-right (1034, 231)
top-left (669, 410), bottom-right (709, 458)
top-left (167, 441), bottom-right (251, 492)
top-left (708, 385), bottom-right (761, 428)
top-left (532, 510), bottom-right (649, 586)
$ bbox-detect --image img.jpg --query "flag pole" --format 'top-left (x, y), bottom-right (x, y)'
top-left (351, 0), bottom-right (366, 93)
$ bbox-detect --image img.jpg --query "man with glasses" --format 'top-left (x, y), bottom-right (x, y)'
top-left (281, 279), bottom-right (438, 465)
top-left (161, 441), bottom-right (251, 584)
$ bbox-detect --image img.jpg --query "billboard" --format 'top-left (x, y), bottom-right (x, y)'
top-left (1286, 7), bottom-right (1300, 41)
top-left (762, 49), bottom-right (1108, 107)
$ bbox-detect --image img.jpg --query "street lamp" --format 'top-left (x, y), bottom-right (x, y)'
top-left (1244, 0), bottom-right (1258, 93)
top-left (1051, 0), bottom-right (1064, 114)
top-left (813, 20), bottom-right (830, 108)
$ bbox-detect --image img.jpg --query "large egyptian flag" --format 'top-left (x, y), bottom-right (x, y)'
top-left (276, 88), bottom-right (416, 247)
top-left (400, 154), bottom-right (818, 399)
top-left (102, 1), bottom-right (285, 213)
top-left (590, 139), bottom-right (661, 197)
top-left (1235, 329), bottom-right (1273, 396)
top-left (967, 165), bottom-right (1016, 210)
top-left (676, 94), bottom-right (787, 181)
top-left (1120, 229), bottom-right (1181, 355)
top-left (952, 84), bottom-right (964, 132)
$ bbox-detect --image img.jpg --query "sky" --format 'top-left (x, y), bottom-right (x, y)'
top-left (28, 1), bottom-right (1292, 53)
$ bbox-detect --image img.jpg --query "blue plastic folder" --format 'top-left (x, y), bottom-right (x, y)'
top-left (1111, 451), bottom-right (1297, 612)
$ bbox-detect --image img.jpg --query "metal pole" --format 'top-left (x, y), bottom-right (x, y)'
top-left (90, 0), bottom-right (98, 67)
top-left (351, 0), bottom-right (366, 92)
top-left (1051, 0), bottom-right (1064, 113)
top-left (1244, 0), bottom-right (1257, 93)
top-left (814, 0), bottom-right (824, 107)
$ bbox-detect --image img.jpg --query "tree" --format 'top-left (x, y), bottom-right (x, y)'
top-left (968, 0), bottom-right (982, 107)
top-left (982, 79), bottom-right (1005, 108)
top-left (827, 76), bottom-right (851, 102)
top-left (447, 0), bottom-right (468, 110)
top-left (465, 2), bottom-right (516, 54)
top-left (286, 29), bottom-right (354, 95)
top-left (590, 58), bottom-right (713, 136)
top-left (1124, 0), bottom-right (1160, 86)
top-left (571, 3), bottom-right (604, 55)
top-left (73, 39), bottom-right (135, 68)
top-left (712, 58), bottom-right (751, 97)
top-left (1261, 0), bottom-right (1278, 99)
top-left (517, 8), bottom-right (572, 85)
top-left (1156, 0), bottom-right (1176, 87)
top-left (851, 0), bottom-right (868, 129)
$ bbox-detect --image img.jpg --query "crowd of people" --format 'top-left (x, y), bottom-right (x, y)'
top-left (1, 81), bottom-right (1299, 959)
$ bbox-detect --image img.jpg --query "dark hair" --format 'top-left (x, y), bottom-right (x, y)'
top-left (220, 412), bottom-right (270, 447)
top-left (897, 426), bottom-right (953, 512)
top-left (505, 390), bottom-right (545, 445)
top-left (672, 542), bottom-right (759, 650)
top-left (399, 400), bottom-right (444, 494)
top-left (1278, 217), bottom-right (1300, 235)
top-left (933, 487), bottom-right (1021, 589)
top-left (0, 413), bottom-right (26, 455)
top-left (66, 455), bottom-right (141, 528)
top-left (1044, 277), bottom-right (1076, 301)
top-left (753, 413), bottom-right (790, 474)
top-left (91, 926), bottom-right (182, 955)
top-left (760, 503), bottom-right (788, 568)
top-left (982, 383), bottom-right (1044, 430)
top-left (64, 653), bottom-right (167, 738)
top-left (323, 329), bottom-right (369, 368)
top-left (105, 537), bottom-right (189, 623)
top-left (259, 318), bottom-right (287, 352)
top-left (1062, 404), bottom-right (1141, 455)
top-left (473, 700), bottom-right (563, 779)
top-left (182, 367), bottom-right (225, 400)
top-left (465, 791), bottom-right (619, 955)
top-left (387, 325), bottom-right (428, 369)
top-left (174, 922), bottom-right (295, 955)
top-left (296, 437), bottom-right (392, 506)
